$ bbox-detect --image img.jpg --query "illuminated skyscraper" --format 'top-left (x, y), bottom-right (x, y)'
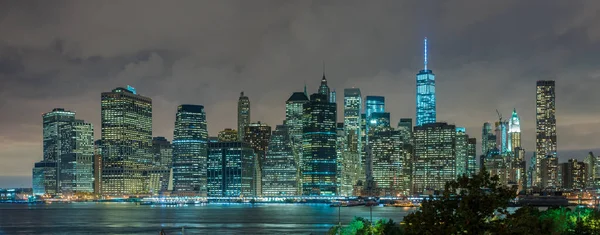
top-left (495, 121), bottom-right (509, 155)
top-left (43, 108), bottom-right (76, 164)
top-left (302, 93), bottom-right (337, 195)
top-left (172, 105), bottom-right (208, 196)
top-left (467, 138), bottom-right (477, 176)
top-left (36, 108), bottom-right (95, 195)
top-left (508, 109), bottom-right (521, 152)
top-left (262, 125), bottom-right (297, 196)
top-left (243, 122), bottom-right (271, 165)
top-left (481, 122), bottom-right (496, 156)
top-left (238, 92), bottom-right (251, 141)
top-left (218, 128), bottom-right (238, 142)
top-left (342, 88), bottom-right (362, 195)
top-left (536, 80), bottom-right (557, 188)
top-left (285, 92), bottom-right (309, 194)
top-left (412, 122), bottom-right (456, 194)
top-left (207, 142), bottom-right (255, 197)
top-left (101, 86), bottom-right (152, 196)
top-left (318, 72), bottom-right (331, 102)
top-left (365, 96), bottom-right (385, 120)
top-left (561, 159), bottom-right (588, 190)
top-left (416, 38), bottom-right (436, 126)
top-left (455, 127), bottom-right (469, 177)
top-left (243, 122), bottom-right (271, 196)
top-left (371, 129), bottom-right (407, 196)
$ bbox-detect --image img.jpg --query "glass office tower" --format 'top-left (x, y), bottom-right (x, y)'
top-left (172, 105), bottom-right (208, 196)
top-left (416, 38), bottom-right (436, 126)
top-left (302, 93), bottom-right (337, 196)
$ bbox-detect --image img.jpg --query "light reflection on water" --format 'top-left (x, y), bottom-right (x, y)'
top-left (0, 203), bottom-right (415, 234)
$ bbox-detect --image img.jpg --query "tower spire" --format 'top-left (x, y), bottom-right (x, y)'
top-left (424, 37), bottom-right (428, 71)
top-left (322, 60), bottom-right (326, 80)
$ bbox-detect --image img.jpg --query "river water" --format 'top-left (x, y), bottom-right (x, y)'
top-left (0, 203), bottom-right (415, 234)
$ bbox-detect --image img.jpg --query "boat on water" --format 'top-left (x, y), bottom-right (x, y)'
top-left (384, 200), bottom-right (417, 207)
top-left (329, 200), bottom-right (366, 207)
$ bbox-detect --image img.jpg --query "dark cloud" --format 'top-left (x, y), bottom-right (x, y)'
top-left (1, 0), bottom-right (599, 186)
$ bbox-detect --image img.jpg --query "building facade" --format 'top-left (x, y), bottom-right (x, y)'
top-left (100, 86), bottom-right (153, 196)
top-left (262, 125), bottom-right (297, 196)
top-left (560, 159), bottom-right (587, 190)
top-left (302, 93), bottom-right (337, 196)
top-left (243, 122), bottom-right (271, 196)
top-left (412, 122), bottom-right (456, 194)
top-left (481, 122), bottom-right (496, 156)
top-left (207, 142), bottom-right (255, 197)
top-left (535, 80), bottom-right (557, 188)
top-left (172, 105), bottom-right (208, 196)
top-left (238, 92), bottom-right (251, 141)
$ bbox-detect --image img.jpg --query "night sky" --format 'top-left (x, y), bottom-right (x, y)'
top-left (1, 0), bottom-right (599, 187)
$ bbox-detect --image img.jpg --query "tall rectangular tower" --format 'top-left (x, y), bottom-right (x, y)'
top-left (535, 80), bottom-right (557, 188)
top-left (238, 92), bottom-right (251, 141)
top-left (172, 105), bottom-right (208, 196)
top-left (101, 86), bottom-right (152, 196)
top-left (302, 93), bottom-right (337, 196)
top-left (416, 38), bottom-right (436, 126)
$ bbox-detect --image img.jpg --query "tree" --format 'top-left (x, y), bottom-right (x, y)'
top-left (328, 217), bottom-right (402, 235)
top-left (402, 167), bottom-right (515, 234)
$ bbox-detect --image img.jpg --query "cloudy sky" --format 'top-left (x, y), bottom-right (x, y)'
top-left (1, 0), bottom-right (599, 187)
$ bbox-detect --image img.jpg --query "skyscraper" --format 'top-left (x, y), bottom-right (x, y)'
top-left (371, 129), bottom-right (406, 196)
top-left (560, 159), bottom-right (587, 190)
top-left (302, 93), bottom-right (337, 196)
top-left (60, 120), bottom-right (94, 194)
top-left (467, 138), bottom-right (477, 176)
top-left (455, 127), bottom-right (469, 177)
top-left (495, 121), bottom-right (509, 155)
top-left (508, 109), bottom-right (521, 152)
top-left (536, 80), bottom-right (557, 188)
top-left (416, 37), bottom-right (436, 126)
top-left (101, 86), bottom-right (152, 196)
top-left (342, 88), bottom-right (363, 195)
top-left (285, 92), bottom-right (309, 194)
top-left (412, 122), bottom-right (456, 194)
top-left (262, 125), bottom-right (297, 196)
top-left (172, 105), bottom-right (208, 196)
top-left (365, 96), bottom-right (385, 120)
top-left (318, 72), bottom-right (331, 102)
top-left (43, 108), bottom-right (76, 164)
top-left (36, 108), bottom-right (94, 195)
top-left (207, 142), bottom-right (255, 197)
top-left (243, 122), bottom-right (271, 196)
top-left (238, 92), bottom-right (251, 141)
top-left (481, 122), bottom-right (496, 156)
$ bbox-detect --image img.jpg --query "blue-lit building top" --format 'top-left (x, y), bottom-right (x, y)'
top-left (365, 96), bottom-right (385, 119)
top-left (416, 38), bottom-right (436, 126)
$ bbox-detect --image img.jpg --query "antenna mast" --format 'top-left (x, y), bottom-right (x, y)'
top-left (424, 37), bottom-right (428, 70)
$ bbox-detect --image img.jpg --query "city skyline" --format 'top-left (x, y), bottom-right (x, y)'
top-left (2, 1), bottom-right (600, 187)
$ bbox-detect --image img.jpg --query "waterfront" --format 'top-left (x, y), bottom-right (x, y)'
top-left (0, 203), bottom-right (414, 234)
